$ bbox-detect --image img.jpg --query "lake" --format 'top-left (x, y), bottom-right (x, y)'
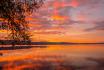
top-left (0, 44), bottom-right (104, 70)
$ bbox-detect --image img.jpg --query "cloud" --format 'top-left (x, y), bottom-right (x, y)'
top-left (85, 21), bottom-right (104, 31)
top-left (33, 30), bottom-right (63, 34)
top-left (27, 0), bottom-right (104, 35)
top-left (70, 0), bottom-right (79, 8)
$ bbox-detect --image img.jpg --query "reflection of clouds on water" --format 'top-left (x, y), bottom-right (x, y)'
top-left (0, 56), bottom-right (74, 70)
top-left (0, 57), bottom-right (104, 70)
top-left (0, 45), bottom-right (104, 70)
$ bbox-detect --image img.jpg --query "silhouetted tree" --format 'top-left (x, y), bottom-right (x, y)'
top-left (0, 0), bottom-right (44, 47)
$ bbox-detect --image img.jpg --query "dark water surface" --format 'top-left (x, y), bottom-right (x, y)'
top-left (0, 44), bottom-right (104, 70)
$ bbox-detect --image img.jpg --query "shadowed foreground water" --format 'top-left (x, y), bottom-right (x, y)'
top-left (0, 44), bottom-right (104, 70)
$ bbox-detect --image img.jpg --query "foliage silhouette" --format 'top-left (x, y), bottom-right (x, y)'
top-left (0, 0), bottom-right (44, 46)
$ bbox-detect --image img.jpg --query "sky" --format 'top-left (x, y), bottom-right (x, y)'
top-left (0, 0), bottom-right (104, 43)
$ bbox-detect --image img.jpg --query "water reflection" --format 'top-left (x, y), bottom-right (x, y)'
top-left (0, 45), bottom-right (104, 70)
top-left (0, 58), bottom-right (75, 70)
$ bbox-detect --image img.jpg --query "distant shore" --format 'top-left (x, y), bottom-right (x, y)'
top-left (0, 40), bottom-right (104, 45)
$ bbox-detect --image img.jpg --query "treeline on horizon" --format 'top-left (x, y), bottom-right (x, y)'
top-left (0, 40), bottom-right (104, 45)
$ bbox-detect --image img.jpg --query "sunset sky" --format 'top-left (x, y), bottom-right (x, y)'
top-left (0, 0), bottom-right (104, 43)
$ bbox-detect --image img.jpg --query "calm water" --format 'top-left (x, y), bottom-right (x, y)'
top-left (0, 44), bottom-right (104, 70)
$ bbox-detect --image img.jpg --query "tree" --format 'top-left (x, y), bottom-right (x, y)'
top-left (0, 0), bottom-right (44, 46)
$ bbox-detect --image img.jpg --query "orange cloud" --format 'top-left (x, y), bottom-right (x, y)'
top-left (25, 17), bottom-right (38, 21)
top-left (51, 15), bottom-right (68, 21)
top-left (28, 23), bottom-right (42, 27)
